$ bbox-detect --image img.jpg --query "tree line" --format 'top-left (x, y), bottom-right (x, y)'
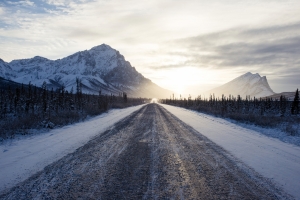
top-left (0, 79), bottom-right (149, 139)
top-left (161, 89), bottom-right (299, 135)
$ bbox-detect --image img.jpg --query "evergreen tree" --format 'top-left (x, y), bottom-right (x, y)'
top-left (123, 92), bottom-right (127, 103)
top-left (42, 81), bottom-right (47, 113)
top-left (14, 88), bottom-right (20, 113)
top-left (291, 89), bottom-right (299, 115)
top-left (279, 95), bottom-right (286, 116)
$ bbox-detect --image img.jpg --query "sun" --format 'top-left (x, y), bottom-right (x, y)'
top-left (155, 67), bottom-right (210, 96)
top-left (151, 98), bottom-right (158, 103)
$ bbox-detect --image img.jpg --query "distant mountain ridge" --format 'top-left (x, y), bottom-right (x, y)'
top-left (264, 92), bottom-right (296, 101)
top-left (206, 72), bottom-right (275, 98)
top-left (0, 44), bottom-right (171, 98)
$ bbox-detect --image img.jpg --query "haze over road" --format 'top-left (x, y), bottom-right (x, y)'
top-left (0, 104), bottom-right (290, 199)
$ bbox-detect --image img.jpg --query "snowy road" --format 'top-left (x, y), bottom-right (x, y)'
top-left (0, 104), bottom-right (291, 199)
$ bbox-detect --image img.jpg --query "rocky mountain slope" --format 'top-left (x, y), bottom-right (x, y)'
top-left (0, 59), bottom-right (15, 80)
top-left (206, 72), bottom-right (275, 98)
top-left (0, 44), bottom-right (171, 98)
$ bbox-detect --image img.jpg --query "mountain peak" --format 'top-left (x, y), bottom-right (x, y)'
top-left (33, 56), bottom-right (45, 59)
top-left (241, 72), bottom-right (260, 78)
top-left (90, 44), bottom-right (113, 51)
top-left (207, 72), bottom-right (274, 98)
top-left (32, 56), bottom-right (49, 61)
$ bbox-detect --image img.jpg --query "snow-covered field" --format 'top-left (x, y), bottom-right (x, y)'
top-left (160, 104), bottom-right (300, 199)
top-left (0, 104), bottom-right (145, 193)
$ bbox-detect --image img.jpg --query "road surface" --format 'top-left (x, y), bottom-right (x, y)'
top-left (0, 104), bottom-right (290, 199)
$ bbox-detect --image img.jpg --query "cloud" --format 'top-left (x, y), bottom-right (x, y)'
top-left (0, 0), bottom-right (299, 92)
top-left (159, 22), bottom-right (300, 73)
top-left (0, 7), bottom-right (5, 15)
top-left (46, 0), bottom-right (68, 6)
top-left (7, 0), bottom-right (35, 7)
top-left (0, 0), bottom-right (95, 17)
top-left (145, 22), bottom-right (300, 92)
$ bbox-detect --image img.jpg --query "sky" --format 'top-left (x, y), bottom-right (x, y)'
top-left (0, 0), bottom-right (300, 96)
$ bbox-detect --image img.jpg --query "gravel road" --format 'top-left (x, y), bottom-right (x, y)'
top-left (0, 104), bottom-right (291, 199)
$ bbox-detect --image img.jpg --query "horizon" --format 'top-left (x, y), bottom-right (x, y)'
top-left (0, 0), bottom-right (300, 95)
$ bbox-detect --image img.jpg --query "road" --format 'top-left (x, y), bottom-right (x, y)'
top-left (0, 104), bottom-right (290, 199)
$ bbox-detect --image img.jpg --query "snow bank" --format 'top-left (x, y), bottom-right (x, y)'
top-left (161, 104), bottom-right (300, 199)
top-left (0, 104), bottom-right (145, 193)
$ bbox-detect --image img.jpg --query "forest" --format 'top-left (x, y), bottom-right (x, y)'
top-left (161, 89), bottom-right (299, 136)
top-left (0, 79), bottom-right (149, 139)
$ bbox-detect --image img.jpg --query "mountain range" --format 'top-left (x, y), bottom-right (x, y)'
top-left (205, 72), bottom-right (275, 98)
top-left (0, 44), bottom-right (278, 99)
top-left (0, 44), bottom-right (171, 98)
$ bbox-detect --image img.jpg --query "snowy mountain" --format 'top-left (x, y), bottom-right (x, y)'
top-left (0, 59), bottom-right (15, 80)
top-left (206, 72), bottom-right (275, 98)
top-left (0, 44), bottom-right (171, 98)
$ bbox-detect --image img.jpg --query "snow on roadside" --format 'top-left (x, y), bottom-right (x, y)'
top-left (0, 104), bottom-right (145, 193)
top-left (160, 104), bottom-right (300, 199)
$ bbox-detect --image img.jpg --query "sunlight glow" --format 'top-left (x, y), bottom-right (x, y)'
top-left (151, 98), bottom-right (158, 103)
top-left (152, 67), bottom-right (228, 97)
